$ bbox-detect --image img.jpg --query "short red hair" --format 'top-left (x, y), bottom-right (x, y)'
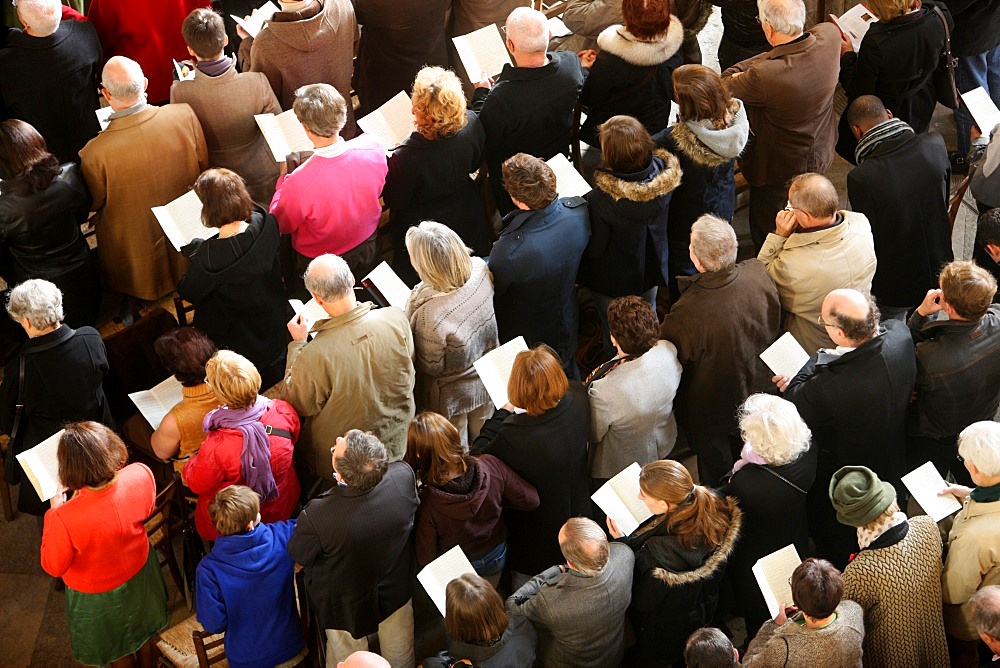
top-left (623, 0), bottom-right (672, 39)
top-left (507, 346), bottom-right (569, 416)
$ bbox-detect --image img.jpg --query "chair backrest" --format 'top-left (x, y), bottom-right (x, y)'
top-left (192, 628), bottom-right (227, 667)
top-left (144, 476), bottom-right (178, 549)
top-left (101, 307), bottom-right (177, 423)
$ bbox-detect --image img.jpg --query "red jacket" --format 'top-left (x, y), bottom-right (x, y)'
top-left (185, 399), bottom-right (301, 540)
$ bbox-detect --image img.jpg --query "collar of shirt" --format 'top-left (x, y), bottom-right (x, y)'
top-left (108, 97), bottom-right (148, 120)
top-left (312, 138), bottom-right (347, 159)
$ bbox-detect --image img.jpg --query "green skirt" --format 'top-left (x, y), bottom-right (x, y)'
top-left (65, 547), bottom-right (168, 666)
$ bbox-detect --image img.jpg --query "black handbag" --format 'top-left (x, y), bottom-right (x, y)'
top-left (2, 356), bottom-right (25, 485)
top-left (931, 5), bottom-right (961, 110)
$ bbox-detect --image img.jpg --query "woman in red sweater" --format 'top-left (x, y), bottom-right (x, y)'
top-left (40, 422), bottom-right (166, 667)
top-left (184, 350), bottom-right (300, 540)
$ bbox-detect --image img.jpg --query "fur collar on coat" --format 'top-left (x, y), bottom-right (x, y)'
top-left (594, 148), bottom-right (683, 203)
top-left (651, 496), bottom-right (742, 587)
top-left (596, 17), bottom-right (684, 67)
top-left (671, 100), bottom-right (750, 167)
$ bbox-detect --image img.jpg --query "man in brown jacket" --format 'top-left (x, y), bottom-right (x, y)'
top-left (79, 56), bottom-right (208, 303)
top-left (660, 214), bottom-right (782, 485)
top-left (722, 0), bottom-right (840, 251)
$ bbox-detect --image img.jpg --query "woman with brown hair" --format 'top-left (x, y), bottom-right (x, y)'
top-left (177, 167), bottom-right (292, 388)
top-left (653, 64), bottom-right (749, 300)
top-left (607, 459), bottom-right (742, 666)
top-left (40, 422), bottom-right (167, 667)
top-left (471, 345), bottom-right (591, 586)
top-left (404, 412), bottom-right (538, 585)
top-left (383, 66), bottom-right (490, 284)
top-left (0, 119), bottom-right (100, 327)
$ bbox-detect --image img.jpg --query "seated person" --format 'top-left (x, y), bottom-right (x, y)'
top-left (195, 485), bottom-right (304, 667)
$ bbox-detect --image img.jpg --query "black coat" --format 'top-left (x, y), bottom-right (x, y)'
top-left (944, 0), bottom-right (1000, 55)
top-left (0, 20), bottom-right (102, 164)
top-left (0, 163), bottom-right (100, 327)
top-left (847, 130), bottom-right (953, 308)
top-left (0, 325), bottom-right (113, 515)
top-left (709, 0), bottom-right (772, 51)
top-left (177, 207), bottom-right (292, 388)
top-left (471, 383), bottom-right (591, 576)
top-left (718, 445), bottom-right (817, 636)
top-left (383, 111), bottom-right (490, 284)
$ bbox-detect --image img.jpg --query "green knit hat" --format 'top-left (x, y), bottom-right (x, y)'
top-left (829, 465), bottom-right (897, 527)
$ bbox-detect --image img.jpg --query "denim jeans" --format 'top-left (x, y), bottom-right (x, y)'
top-left (955, 43), bottom-right (1000, 154)
top-left (470, 540), bottom-right (507, 578)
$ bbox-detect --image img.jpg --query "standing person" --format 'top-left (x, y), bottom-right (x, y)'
top-left (722, 0), bottom-right (841, 251)
top-left (0, 279), bottom-right (113, 517)
top-left (178, 168), bottom-right (292, 389)
top-left (404, 222), bottom-right (498, 446)
top-left (606, 459), bottom-right (741, 666)
top-left (383, 67), bottom-right (490, 284)
top-left (653, 64), bottom-right (749, 299)
top-left (948, 0), bottom-right (1000, 169)
top-left (709, 0), bottom-right (772, 70)
top-left (40, 422), bottom-right (167, 667)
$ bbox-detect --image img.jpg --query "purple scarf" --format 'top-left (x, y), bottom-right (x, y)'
top-left (731, 442), bottom-right (769, 474)
top-left (203, 395), bottom-right (278, 502)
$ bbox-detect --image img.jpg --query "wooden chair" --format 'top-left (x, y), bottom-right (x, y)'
top-left (155, 615), bottom-right (226, 668)
top-left (950, 175), bottom-right (971, 235)
top-left (144, 476), bottom-right (188, 608)
top-left (0, 434), bottom-right (14, 521)
top-left (172, 296), bottom-right (196, 327)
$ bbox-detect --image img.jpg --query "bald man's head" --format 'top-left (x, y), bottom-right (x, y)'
top-left (303, 253), bottom-right (354, 302)
top-left (822, 289), bottom-right (880, 345)
top-left (337, 651), bottom-right (390, 668)
top-left (16, 0), bottom-right (61, 36)
top-left (102, 56), bottom-right (146, 106)
top-left (847, 95), bottom-right (890, 137)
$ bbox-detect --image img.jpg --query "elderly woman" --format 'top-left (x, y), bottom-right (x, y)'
top-left (719, 393), bottom-right (817, 637)
top-left (586, 296), bottom-right (681, 483)
top-left (828, 465), bottom-right (949, 666)
top-left (0, 119), bottom-right (100, 327)
top-left (178, 168), bottom-right (292, 389)
top-left (383, 66), bottom-right (490, 284)
top-left (0, 279), bottom-right (113, 516)
top-left (405, 221), bottom-right (499, 446)
top-left (422, 573), bottom-right (536, 667)
top-left (742, 558), bottom-right (865, 666)
top-left (40, 422), bottom-right (166, 666)
top-left (184, 350), bottom-right (300, 541)
top-left (607, 459), bottom-right (741, 666)
top-left (471, 346), bottom-right (591, 585)
top-left (405, 412), bottom-right (538, 585)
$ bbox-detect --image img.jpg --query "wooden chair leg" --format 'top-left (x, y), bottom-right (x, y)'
top-left (160, 541), bottom-right (186, 605)
top-left (0, 463), bottom-right (15, 521)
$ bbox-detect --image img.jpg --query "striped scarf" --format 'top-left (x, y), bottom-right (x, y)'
top-left (855, 118), bottom-right (914, 165)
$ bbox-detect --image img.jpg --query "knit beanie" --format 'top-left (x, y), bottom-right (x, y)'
top-left (829, 465), bottom-right (896, 527)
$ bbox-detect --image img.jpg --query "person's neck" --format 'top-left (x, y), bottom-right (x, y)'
top-left (27, 323), bottom-right (60, 339)
top-left (25, 26), bottom-right (55, 38)
top-left (770, 31), bottom-right (802, 47)
top-left (801, 214), bottom-right (839, 231)
top-left (279, 0), bottom-right (312, 12)
top-left (217, 220), bottom-right (246, 238)
top-left (515, 52), bottom-right (549, 68)
top-left (803, 612), bottom-right (836, 629)
top-left (312, 134), bottom-right (341, 149)
top-left (322, 293), bottom-right (357, 318)
top-left (109, 97), bottom-right (143, 113)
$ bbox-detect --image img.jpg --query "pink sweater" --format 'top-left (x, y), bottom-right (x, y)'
top-left (270, 133), bottom-right (387, 259)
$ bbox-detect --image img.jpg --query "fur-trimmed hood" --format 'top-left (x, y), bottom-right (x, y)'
top-left (671, 99), bottom-right (750, 167)
top-left (651, 496), bottom-right (742, 587)
top-left (596, 17), bottom-right (684, 67)
top-left (594, 148), bottom-right (682, 203)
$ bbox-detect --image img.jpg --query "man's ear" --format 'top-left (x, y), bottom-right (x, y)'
top-left (850, 124), bottom-right (865, 141)
top-left (985, 242), bottom-right (1000, 263)
top-left (142, 77), bottom-right (149, 92)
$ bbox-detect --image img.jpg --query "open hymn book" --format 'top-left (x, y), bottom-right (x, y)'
top-left (546, 154), bottom-right (592, 198)
top-left (151, 189), bottom-right (218, 252)
top-left (128, 376), bottom-right (184, 431)
top-left (961, 87), bottom-right (1000, 136)
top-left (255, 109), bottom-right (314, 162)
top-left (760, 332), bottom-right (810, 380)
top-left (357, 91), bottom-right (416, 152)
top-left (591, 463), bottom-right (653, 537)
top-left (473, 336), bottom-right (528, 410)
top-left (830, 4), bottom-right (878, 52)
top-left (452, 24), bottom-right (512, 81)
top-left (231, 1), bottom-right (279, 38)
top-left (15, 430), bottom-right (65, 502)
top-left (361, 261), bottom-right (412, 311)
top-left (288, 298), bottom-right (328, 323)
top-left (753, 544), bottom-right (802, 620)
top-left (418, 545), bottom-right (477, 616)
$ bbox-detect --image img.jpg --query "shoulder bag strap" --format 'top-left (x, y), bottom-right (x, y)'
top-left (8, 356), bottom-right (26, 443)
top-left (761, 465), bottom-right (808, 495)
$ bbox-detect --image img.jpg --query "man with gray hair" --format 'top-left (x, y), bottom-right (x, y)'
top-left (270, 83), bottom-right (388, 286)
top-left (288, 429), bottom-right (419, 667)
top-left (507, 516), bottom-right (634, 666)
top-left (660, 214), bottom-right (782, 485)
top-left (281, 254), bottom-right (415, 493)
top-left (0, 0), bottom-right (103, 163)
top-left (970, 586), bottom-right (1000, 661)
top-left (723, 0), bottom-right (841, 251)
top-left (79, 56), bottom-right (207, 305)
top-left (471, 6), bottom-right (586, 215)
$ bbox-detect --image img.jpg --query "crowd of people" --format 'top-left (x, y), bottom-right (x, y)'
top-left (2, 0), bottom-right (1000, 666)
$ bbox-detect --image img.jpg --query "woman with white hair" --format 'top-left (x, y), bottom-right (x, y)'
top-left (0, 279), bottom-right (113, 516)
top-left (405, 221), bottom-right (499, 447)
top-left (718, 393), bottom-right (817, 637)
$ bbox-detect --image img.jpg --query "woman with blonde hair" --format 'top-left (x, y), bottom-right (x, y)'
top-left (184, 350), bottom-right (300, 540)
top-left (607, 459), bottom-right (741, 666)
top-left (383, 66), bottom-right (489, 284)
top-left (405, 221), bottom-right (499, 446)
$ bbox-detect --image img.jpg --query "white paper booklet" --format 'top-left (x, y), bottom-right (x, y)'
top-left (452, 24), bottom-right (512, 81)
top-left (173, 59), bottom-right (196, 82)
top-left (417, 545), bottom-right (477, 617)
top-left (591, 463), bottom-right (653, 537)
top-left (753, 543), bottom-right (802, 620)
top-left (902, 461), bottom-right (963, 522)
top-left (760, 332), bottom-right (810, 379)
top-left (358, 91), bottom-right (415, 151)
top-left (15, 430), bottom-right (65, 502)
top-left (231, 0), bottom-right (279, 38)
top-left (95, 105), bottom-right (113, 131)
top-left (547, 16), bottom-right (571, 38)
top-left (151, 189), bottom-right (218, 252)
top-left (254, 109), bottom-right (314, 162)
top-left (546, 154), bottom-right (592, 198)
top-left (288, 298), bottom-right (328, 323)
top-left (473, 336), bottom-right (529, 410)
top-left (128, 376), bottom-right (184, 431)
top-left (830, 4), bottom-right (878, 52)
top-left (961, 87), bottom-right (1000, 136)
top-left (362, 261), bottom-right (412, 311)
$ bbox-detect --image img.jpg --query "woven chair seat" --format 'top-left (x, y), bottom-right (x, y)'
top-left (155, 615), bottom-right (226, 668)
